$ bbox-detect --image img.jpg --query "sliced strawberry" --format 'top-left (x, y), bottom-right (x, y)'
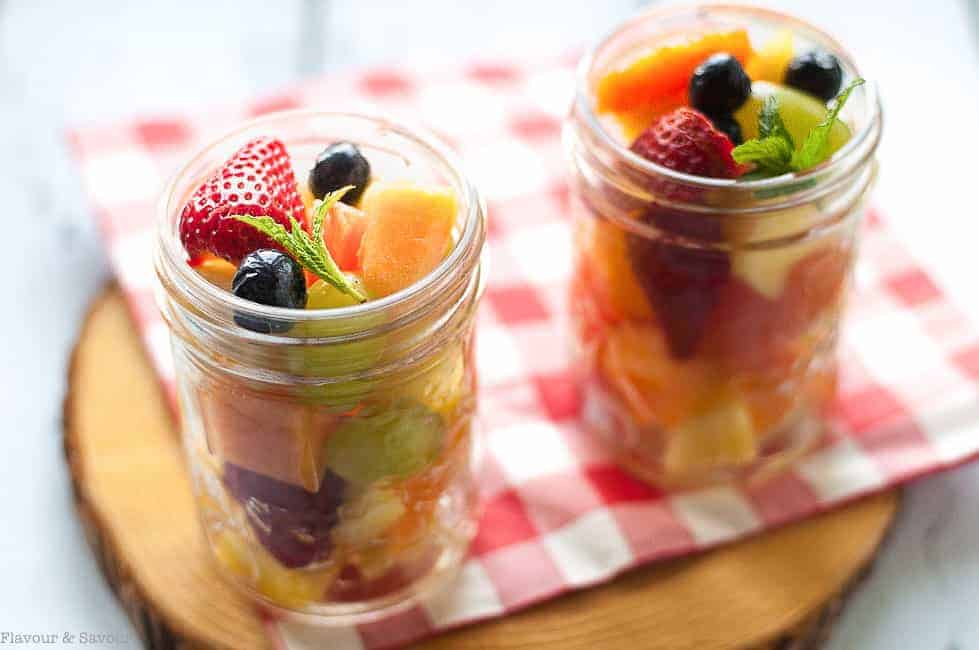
top-left (626, 108), bottom-right (741, 359)
top-left (179, 137), bottom-right (306, 264)
top-left (630, 107), bottom-right (742, 179)
top-left (629, 237), bottom-right (729, 359)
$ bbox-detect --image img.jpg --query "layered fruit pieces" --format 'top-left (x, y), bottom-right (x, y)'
top-left (179, 136), bottom-right (476, 607)
top-left (573, 27), bottom-right (862, 480)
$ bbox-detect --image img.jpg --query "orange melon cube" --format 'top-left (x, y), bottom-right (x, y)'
top-left (198, 383), bottom-right (337, 492)
top-left (190, 255), bottom-right (237, 291)
top-left (359, 182), bottom-right (457, 298)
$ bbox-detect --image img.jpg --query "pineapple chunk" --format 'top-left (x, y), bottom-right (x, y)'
top-left (664, 393), bottom-right (758, 475)
top-left (745, 30), bottom-right (794, 83)
top-left (727, 205), bottom-right (830, 299)
top-left (212, 529), bottom-right (338, 609)
top-left (333, 487), bottom-right (407, 549)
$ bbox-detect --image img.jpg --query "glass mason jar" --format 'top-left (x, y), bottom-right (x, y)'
top-left (155, 112), bottom-right (486, 622)
top-left (564, 5), bottom-right (882, 487)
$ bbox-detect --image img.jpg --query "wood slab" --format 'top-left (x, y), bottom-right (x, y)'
top-left (64, 287), bottom-right (899, 649)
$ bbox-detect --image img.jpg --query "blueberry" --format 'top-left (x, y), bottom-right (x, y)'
top-left (224, 463), bottom-right (346, 568)
top-left (689, 53), bottom-right (752, 117)
top-left (710, 114), bottom-right (743, 145)
top-left (308, 142), bottom-right (370, 204)
top-left (784, 50), bottom-right (843, 101)
top-left (231, 250), bottom-right (307, 333)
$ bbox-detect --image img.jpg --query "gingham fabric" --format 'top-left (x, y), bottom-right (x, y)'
top-left (68, 56), bottom-right (979, 650)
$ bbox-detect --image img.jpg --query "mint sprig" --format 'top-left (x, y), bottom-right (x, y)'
top-left (233, 186), bottom-right (368, 303)
top-left (732, 78), bottom-right (864, 178)
top-left (758, 94), bottom-right (795, 148)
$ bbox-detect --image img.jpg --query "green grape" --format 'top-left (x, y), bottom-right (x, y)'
top-left (735, 81), bottom-right (851, 155)
top-left (306, 276), bottom-right (366, 310)
top-left (323, 401), bottom-right (445, 486)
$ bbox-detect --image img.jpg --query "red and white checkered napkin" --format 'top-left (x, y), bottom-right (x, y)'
top-left (68, 56), bottom-right (979, 649)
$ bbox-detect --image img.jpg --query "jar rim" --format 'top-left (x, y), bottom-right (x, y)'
top-left (156, 109), bottom-right (485, 331)
top-left (574, 2), bottom-right (883, 193)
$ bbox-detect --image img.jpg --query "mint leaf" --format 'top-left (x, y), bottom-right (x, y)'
top-left (733, 77), bottom-right (865, 181)
top-left (758, 95), bottom-right (795, 150)
top-left (732, 136), bottom-right (794, 175)
top-left (233, 185), bottom-right (367, 303)
top-left (791, 78), bottom-right (864, 170)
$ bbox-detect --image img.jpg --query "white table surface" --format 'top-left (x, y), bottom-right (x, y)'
top-left (1, 0), bottom-right (977, 647)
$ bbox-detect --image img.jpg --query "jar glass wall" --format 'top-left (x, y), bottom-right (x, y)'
top-left (155, 112), bottom-right (486, 622)
top-left (564, 5), bottom-right (882, 487)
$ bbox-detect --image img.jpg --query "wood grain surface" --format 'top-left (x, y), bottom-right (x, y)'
top-left (64, 287), bottom-right (899, 649)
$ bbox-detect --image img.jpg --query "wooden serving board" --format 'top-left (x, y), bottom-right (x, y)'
top-left (64, 287), bottom-right (899, 650)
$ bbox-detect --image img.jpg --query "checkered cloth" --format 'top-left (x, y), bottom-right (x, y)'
top-left (68, 56), bottom-right (979, 650)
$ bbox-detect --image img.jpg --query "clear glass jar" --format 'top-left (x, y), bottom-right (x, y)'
top-left (564, 5), bottom-right (882, 487)
top-left (155, 112), bottom-right (486, 622)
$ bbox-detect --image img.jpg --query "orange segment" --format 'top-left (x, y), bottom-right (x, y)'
top-left (599, 322), bottom-right (708, 428)
top-left (579, 218), bottom-right (654, 321)
top-left (737, 375), bottom-right (797, 434)
top-left (596, 30), bottom-right (753, 115)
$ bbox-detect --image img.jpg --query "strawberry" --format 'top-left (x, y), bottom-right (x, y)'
top-left (625, 108), bottom-right (741, 360)
top-left (630, 107), bottom-right (742, 179)
top-left (179, 137), bottom-right (307, 264)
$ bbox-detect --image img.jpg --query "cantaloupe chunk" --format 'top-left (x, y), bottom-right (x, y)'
top-left (596, 30), bottom-right (753, 115)
top-left (191, 255), bottom-right (237, 291)
top-left (359, 182), bottom-right (457, 298)
top-left (198, 384), bottom-right (337, 492)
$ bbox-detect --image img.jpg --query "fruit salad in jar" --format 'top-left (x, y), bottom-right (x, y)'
top-left (155, 113), bottom-right (485, 619)
top-left (565, 6), bottom-right (880, 486)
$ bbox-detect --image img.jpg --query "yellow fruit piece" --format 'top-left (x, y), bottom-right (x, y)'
top-left (213, 529), bottom-right (253, 578)
top-left (194, 257), bottom-right (237, 291)
top-left (402, 344), bottom-right (470, 418)
top-left (600, 322), bottom-right (708, 428)
top-left (359, 182), bottom-right (457, 298)
top-left (746, 30), bottom-right (794, 83)
top-left (663, 390), bottom-right (758, 476)
top-left (726, 204), bottom-right (829, 299)
top-left (212, 530), bottom-right (338, 609)
top-left (306, 276), bottom-right (366, 309)
top-left (581, 219), bottom-right (654, 321)
top-left (333, 487), bottom-right (407, 549)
